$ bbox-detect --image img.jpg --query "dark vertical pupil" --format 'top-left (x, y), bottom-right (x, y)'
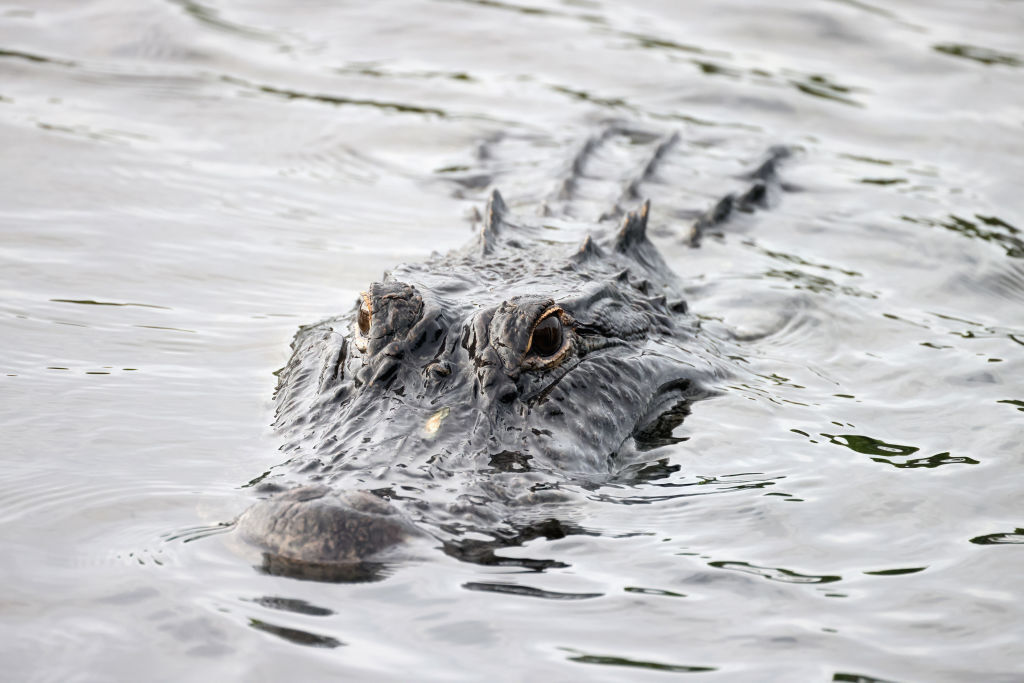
top-left (358, 306), bottom-right (371, 335)
top-left (531, 316), bottom-right (563, 356)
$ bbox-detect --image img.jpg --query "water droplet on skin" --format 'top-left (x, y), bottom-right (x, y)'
top-left (425, 407), bottom-right (450, 436)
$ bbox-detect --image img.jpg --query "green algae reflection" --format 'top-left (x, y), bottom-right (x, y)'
top-left (821, 433), bottom-right (978, 469)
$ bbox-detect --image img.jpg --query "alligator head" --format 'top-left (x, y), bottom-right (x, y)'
top-left (237, 192), bottom-right (731, 580)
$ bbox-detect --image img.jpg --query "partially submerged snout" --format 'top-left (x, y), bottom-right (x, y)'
top-left (237, 485), bottom-right (424, 580)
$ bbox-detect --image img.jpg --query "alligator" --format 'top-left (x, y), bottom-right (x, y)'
top-left (236, 126), bottom-right (790, 581)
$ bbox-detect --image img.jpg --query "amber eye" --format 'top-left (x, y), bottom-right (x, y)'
top-left (530, 314), bottom-right (563, 357)
top-left (357, 296), bottom-right (371, 335)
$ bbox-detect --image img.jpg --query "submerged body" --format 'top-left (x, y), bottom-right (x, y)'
top-left (238, 127), bottom-right (788, 579)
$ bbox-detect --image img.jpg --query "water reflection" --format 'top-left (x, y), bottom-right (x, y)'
top-left (623, 586), bottom-right (685, 598)
top-left (3, 0), bottom-right (1023, 677)
top-left (442, 0), bottom-right (573, 19)
top-left (820, 433), bottom-right (978, 469)
top-left (49, 298), bottom-right (171, 310)
top-left (247, 618), bottom-right (343, 648)
top-left (933, 43), bottom-right (1021, 68)
top-left (167, 0), bottom-right (279, 42)
top-left (764, 268), bottom-right (877, 298)
top-left (861, 567), bottom-right (926, 577)
top-left (789, 73), bottom-right (863, 107)
top-left (561, 648), bottom-right (716, 673)
top-left (246, 596), bottom-right (334, 616)
top-left (164, 522), bottom-right (235, 544)
top-left (592, 472), bottom-right (785, 505)
top-left (0, 48), bottom-right (76, 67)
top-left (624, 32), bottom-right (718, 57)
top-left (997, 399), bottom-right (1024, 413)
top-left (832, 673), bottom-right (900, 683)
top-left (901, 214), bottom-right (1024, 259)
top-left (825, 0), bottom-right (921, 30)
top-left (443, 518), bottom-right (590, 572)
top-left (756, 245), bottom-right (862, 277)
top-left (258, 553), bottom-right (392, 583)
top-left (969, 528), bottom-right (1024, 545)
top-left (708, 560), bottom-right (842, 585)
top-left (220, 75), bottom-right (449, 117)
top-left (463, 582), bottom-right (602, 600)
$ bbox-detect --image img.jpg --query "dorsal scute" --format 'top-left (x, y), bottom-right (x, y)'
top-left (480, 189), bottom-right (509, 254)
top-left (571, 233), bottom-right (604, 264)
top-left (613, 199), bottom-right (651, 254)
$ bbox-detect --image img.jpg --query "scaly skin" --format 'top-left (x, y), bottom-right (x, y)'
top-left (237, 129), bottom-right (789, 580)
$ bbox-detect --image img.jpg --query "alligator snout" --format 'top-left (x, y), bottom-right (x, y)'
top-left (237, 485), bottom-right (423, 580)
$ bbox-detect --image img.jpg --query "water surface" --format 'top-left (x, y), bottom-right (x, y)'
top-left (1, 0), bottom-right (1022, 680)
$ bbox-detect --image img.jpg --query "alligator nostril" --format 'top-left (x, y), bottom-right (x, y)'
top-left (498, 385), bottom-right (518, 404)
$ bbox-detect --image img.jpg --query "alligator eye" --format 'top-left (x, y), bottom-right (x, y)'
top-left (529, 314), bottom-right (563, 357)
top-left (357, 295), bottom-right (372, 336)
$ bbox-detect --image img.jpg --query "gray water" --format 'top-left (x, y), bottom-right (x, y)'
top-left (2, 0), bottom-right (1023, 680)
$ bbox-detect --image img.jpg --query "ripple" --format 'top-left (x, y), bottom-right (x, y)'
top-left (757, 244), bottom-right (862, 278)
top-left (4, 0), bottom-right (1024, 677)
top-left (163, 523), bottom-right (234, 544)
top-left (923, 312), bottom-right (1024, 351)
top-left (833, 673), bottom-right (900, 683)
top-left (764, 268), bottom-right (877, 299)
top-left (961, 261), bottom-right (1024, 306)
top-left (819, 433), bottom-right (978, 469)
top-left (247, 618), bottom-right (343, 648)
top-left (0, 477), bottom-right (124, 526)
top-left (462, 582), bottom-right (602, 600)
top-left (623, 32), bottom-right (724, 58)
top-left (858, 177), bottom-right (906, 186)
top-left (933, 43), bottom-right (1021, 68)
top-left (591, 472), bottom-right (785, 505)
top-left (789, 73), bottom-right (864, 107)
top-left (166, 0), bottom-right (280, 43)
top-left (336, 62), bottom-right (478, 84)
top-left (439, 0), bottom-right (591, 21)
top-left (862, 566), bottom-right (927, 576)
top-left (969, 528), bottom-right (1024, 545)
top-left (246, 596), bottom-right (334, 617)
top-left (0, 48), bottom-right (76, 68)
top-left (694, 286), bottom-right (838, 353)
top-left (50, 298), bottom-right (171, 310)
top-left (623, 586), bottom-right (686, 598)
top-left (825, 0), bottom-right (924, 31)
top-left (561, 648), bottom-right (716, 673)
top-left (219, 75), bottom-right (448, 117)
top-left (901, 214), bottom-right (1024, 259)
top-left (997, 399), bottom-right (1024, 413)
top-left (620, 26), bottom-right (868, 109)
top-left (708, 560), bottom-right (841, 585)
